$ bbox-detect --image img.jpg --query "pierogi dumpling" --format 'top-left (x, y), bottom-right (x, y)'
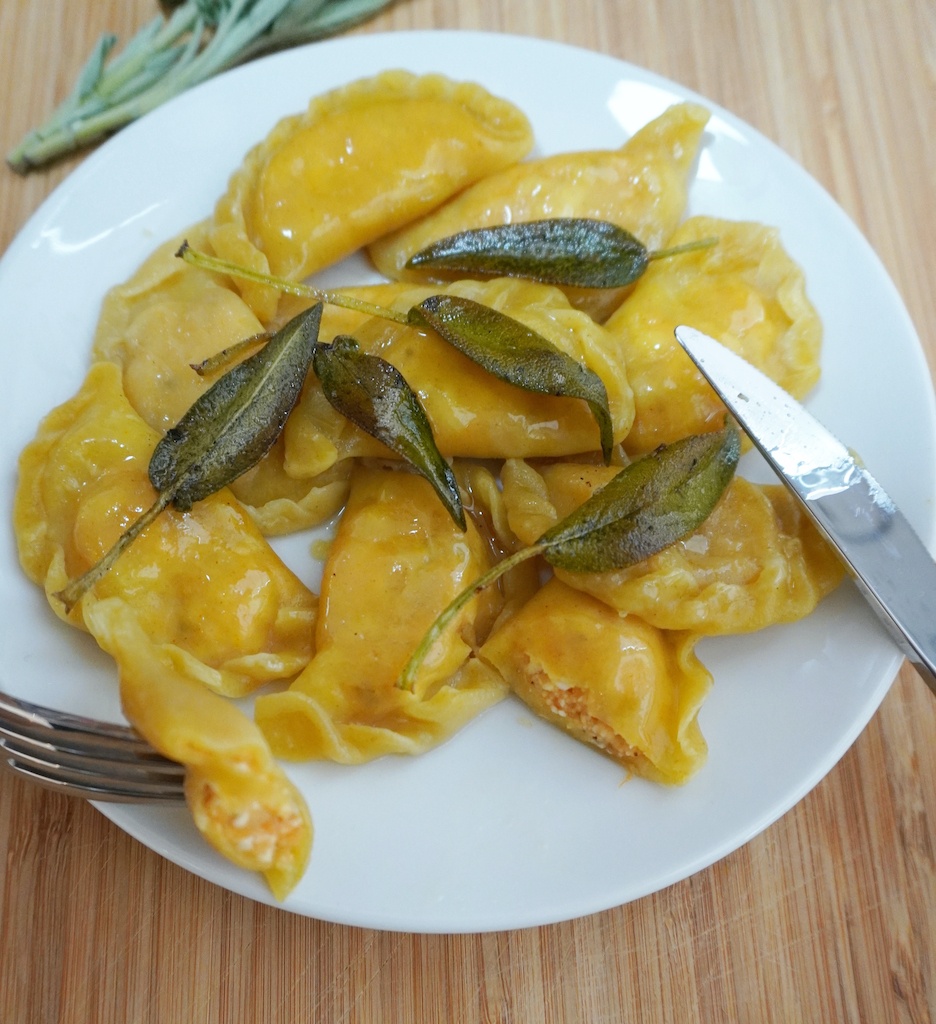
top-left (369, 102), bottom-right (710, 321)
top-left (606, 216), bottom-right (822, 455)
top-left (480, 578), bottom-right (712, 785)
top-left (85, 597), bottom-right (312, 901)
top-left (210, 71), bottom-right (534, 322)
top-left (14, 360), bottom-right (316, 698)
top-left (93, 223), bottom-right (265, 432)
top-left (254, 463), bottom-right (508, 764)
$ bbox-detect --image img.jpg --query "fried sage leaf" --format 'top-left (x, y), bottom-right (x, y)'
top-left (540, 424), bottom-right (742, 572)
top-left (405, 217), bottom-right (715, 289)
top-left (398, 424), bottom-right (740, 690)
top-left (56, 303), bottom-right (322, 610)
top-left (314, 335), bottom-right (465, 529)
top-left (409, 293), bottom-right (614, 462)
top-left (150, 302), bottom-right (323, 509)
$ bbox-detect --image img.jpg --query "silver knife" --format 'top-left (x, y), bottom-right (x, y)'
top-left (675, 324), bottom-right (936, 695)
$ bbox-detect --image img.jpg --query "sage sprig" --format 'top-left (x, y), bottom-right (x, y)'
top-left (7, 0), bottom-right (396, 172)
top-left (55, 302), bottom-right (323, 610)
top-left (313, 336), bottom-right (466, 529)
top-left (409, 294), bottom-right (614, 463)
top-left (398, 424), bottom-right (740, 690)
top-left (405, 218), bottom-right (718, 290)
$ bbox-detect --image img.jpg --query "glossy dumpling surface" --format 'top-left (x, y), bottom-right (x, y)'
top-left (606, 216), bottom-right (822, 454)
top-left (93, 224), bottom-right (265, 432)
top-left (254, 464), bottom-right (508, 763)
top-left (210, 71), bottom-right (534, 322)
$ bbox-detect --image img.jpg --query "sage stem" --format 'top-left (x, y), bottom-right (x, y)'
top-left (398, 544), bottom-right (543, 692)
top-left (177, 242), bottom-right (410, 324)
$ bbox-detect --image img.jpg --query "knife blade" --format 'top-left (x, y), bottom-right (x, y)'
top-left (675, 324), bottom-right (936, 695)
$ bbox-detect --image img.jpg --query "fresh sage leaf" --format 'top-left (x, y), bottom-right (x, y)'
top-left (313, 335), bottom-right (465, 530)
top-left (409, 293), bottom-right (614, 463)
top-left (8, 0), bottom-right (396, 172)
top-left (55, 303), bottom-right (322, 610)
top-left (405, 218), bottom-right (717, 290)
top-left (398, 424), bottom-right (740, 690)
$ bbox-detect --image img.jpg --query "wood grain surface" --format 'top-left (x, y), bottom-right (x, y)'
top-left (1, 1), bottom-right (935, 1021)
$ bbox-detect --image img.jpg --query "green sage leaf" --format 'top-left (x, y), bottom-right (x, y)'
top-left (313, 335), bottom-right (465, 529)
top-left (405, 218), bottom-right (647, 289)
top-left (405, 218), bottom-right (718, 290)
top-left (539, 424), bottom-right (741, 572)
top-left (150, 302), bottom-right (322, 510)
top-left (409, 293), bottom-right (614, 462)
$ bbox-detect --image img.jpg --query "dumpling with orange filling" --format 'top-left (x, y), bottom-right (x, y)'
top-left (606, 216), bottom-right (822, 455)
top-left (254, 463), bottom-right (508, 764)
top-left (500, 459), bottom-right (844, 635)
top-left (209, 71), bottom-right (534, 323)
top-left (84, 597), bottom-right (312, 901)
top-left (480, 578), bottom-right (712, 785)
top-left (281, 276), bottom-right (634, 475)
top-left (369, 102), bottom-right (709, 321)
top-left (14, 360), bottom-right (316, 698)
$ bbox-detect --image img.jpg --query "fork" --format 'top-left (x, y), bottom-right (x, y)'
top-left (0, 690), bottom-right (185, 802)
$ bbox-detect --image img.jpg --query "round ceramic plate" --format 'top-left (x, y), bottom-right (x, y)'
top-left (1, 32), bottom-right (933, 933)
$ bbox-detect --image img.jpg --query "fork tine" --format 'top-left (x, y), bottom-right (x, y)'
top-left (0, 691), bottom-right (155, 749)
top-left (0, 690), bottom-right (186, 802)
top-left (1, 751), bottom-right (186, 802)
top-left (0, 713), bottom-right (172, 763)
top-left (0, 725), bottom-right (185, 780)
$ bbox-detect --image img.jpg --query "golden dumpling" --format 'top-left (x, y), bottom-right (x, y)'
top-left (606, 216), bottom-right (822, 455)
top-left (225, 438), bottom-right (353, 537)
top-left (480, 578), bottom-right (712, 785)
top-left (281, 277), bottom-right (635, 473)
top-left (92, 223), bottom-right (265, 432)
top-left (369, 102), bottom-right (709, 321)
top-left (14, 360), bottom-right (316, 697)
top-left (210, 71), bottom-right (534, 322)
top-left (85, 597), bottom-right (312, 901)
top-left (254, 463), bottom-right (508, 764)
top-left (500, 459), bottom-right (844, 635)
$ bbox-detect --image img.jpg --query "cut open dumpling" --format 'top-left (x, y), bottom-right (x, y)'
top-left (480, 578), bottom-right (712, 785)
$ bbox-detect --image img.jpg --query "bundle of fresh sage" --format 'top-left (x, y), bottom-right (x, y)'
top-left (7, 0), bottom-right (395, 172)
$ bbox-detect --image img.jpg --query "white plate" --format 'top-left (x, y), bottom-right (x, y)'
top-left (2, 31), bottom-right (934, 933)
